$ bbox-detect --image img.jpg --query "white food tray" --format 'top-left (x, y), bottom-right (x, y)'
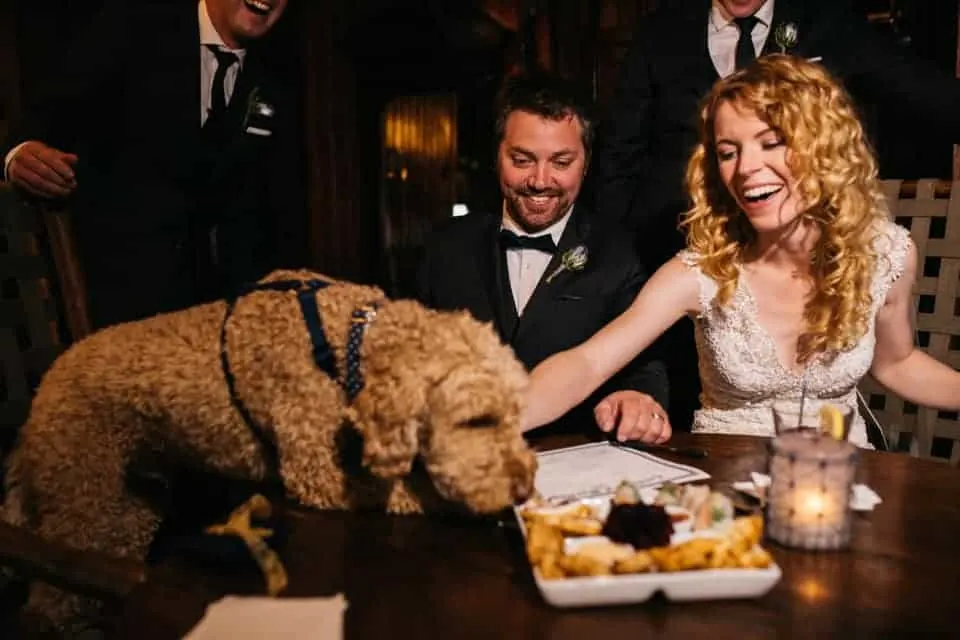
top-left (517, 443), bottom-right (782, 607)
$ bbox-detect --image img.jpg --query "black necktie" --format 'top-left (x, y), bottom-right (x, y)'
top-left (207, 45), bottom-right (239, 118)
top-left (499, 229), bottom-right (557, 254)
top-left (734, 16), bottom-right (760, 70)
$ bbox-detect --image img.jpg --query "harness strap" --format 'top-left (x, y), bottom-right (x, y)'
top-left (220, 279), bottom-right (382, 481)
top-left (344, 301), bottom-right (381, 401)
top-left (220, 279), bottom-right (334, 481)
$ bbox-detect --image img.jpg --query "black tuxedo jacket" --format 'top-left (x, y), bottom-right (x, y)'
top-left (1, 0), bottom-right (306, 327)
top-left (417, 208), bottom-right (669, 438)
top-left (595, 0), bottom-right (960, 269)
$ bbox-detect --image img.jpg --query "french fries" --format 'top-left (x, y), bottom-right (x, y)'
top-left (519, 499), bottom-right (773, 580)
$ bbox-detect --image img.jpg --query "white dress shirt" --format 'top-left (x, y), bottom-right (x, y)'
top-left (501, 204), bottom-right (573, 316)
top-left (198, 0), bottom-right (246, 125)
top-left (707, 0), bottom-right (775, 78)
top-left (2, 0), bottom-right (245, 177)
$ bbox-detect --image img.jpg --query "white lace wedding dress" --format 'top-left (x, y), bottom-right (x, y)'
top-left (681, 220), bottom-right (912, 449)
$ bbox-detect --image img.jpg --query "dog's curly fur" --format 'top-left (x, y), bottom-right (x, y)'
top-left (3, 270), bottom-right (536, 624)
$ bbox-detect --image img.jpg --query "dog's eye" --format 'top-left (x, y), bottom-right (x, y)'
top-left (461, 414), bottom-right (499, 429)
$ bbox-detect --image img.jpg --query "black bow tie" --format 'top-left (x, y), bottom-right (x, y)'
top-left (499, 229), bottom-right (557, 254)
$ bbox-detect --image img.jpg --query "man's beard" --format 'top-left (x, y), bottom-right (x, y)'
top-left (505, 192), bottom-right (569, 233)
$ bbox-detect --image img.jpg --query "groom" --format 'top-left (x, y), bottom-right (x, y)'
top-left (418, 70), bottom-right (670, 442)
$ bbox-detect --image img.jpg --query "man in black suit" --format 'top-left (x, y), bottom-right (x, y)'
top-left (594, 0), bottom-right (960, 428)
top-left (2, 0), bottom-right (305, 329)
top-left (418, 71), bottom-right (670, 443)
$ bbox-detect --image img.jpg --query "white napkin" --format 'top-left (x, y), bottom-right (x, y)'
top-left (183, 594), bottom-right (347, 639)
top-left (734, 472), bottom-right (882, 512)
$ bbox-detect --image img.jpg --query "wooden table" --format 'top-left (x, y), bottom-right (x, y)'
top-left (115, 433), bottom-right (960, 638)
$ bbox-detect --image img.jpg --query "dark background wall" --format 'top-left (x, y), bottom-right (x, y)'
top-left (2, 0), bottom-right (957, 291)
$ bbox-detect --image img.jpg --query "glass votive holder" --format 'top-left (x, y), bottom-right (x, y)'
top-left (771, 398), bottom-right (854, 440)
top-left (765, 431), bottom-right (859, 550)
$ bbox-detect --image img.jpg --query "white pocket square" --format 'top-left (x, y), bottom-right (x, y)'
top-left (245, 126), bottom-right (273, 137)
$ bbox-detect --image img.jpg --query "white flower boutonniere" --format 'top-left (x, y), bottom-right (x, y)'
top-left (545, 245), bottom-right (588, 284)
top-left (243, 87), bottom-right (275, 137)
top-left (773, 22), bottom-right (799, 54)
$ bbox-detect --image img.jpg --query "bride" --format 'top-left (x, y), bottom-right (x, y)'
top-left (523, 54), bottom-right (960, 448)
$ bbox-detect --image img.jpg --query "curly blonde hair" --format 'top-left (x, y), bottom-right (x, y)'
top-left (682, 54), bottom-right (889, 363)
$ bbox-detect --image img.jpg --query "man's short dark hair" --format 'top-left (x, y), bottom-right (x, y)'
top-left (493, 70), bottom-right (595, 157)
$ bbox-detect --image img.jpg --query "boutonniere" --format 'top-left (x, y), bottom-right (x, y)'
top-left (243, 87), bottom-right (275, 137)
top-left (773, 22), bottom-right (799, 54)
top-left (545, 245), bottom-right (588, 284)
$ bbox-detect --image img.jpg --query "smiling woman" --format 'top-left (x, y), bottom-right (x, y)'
top-left (522, 54), bottom-right (960, 447)
top-left (712, 102), bottom-right (797, 233)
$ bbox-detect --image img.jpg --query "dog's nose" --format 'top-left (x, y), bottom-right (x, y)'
top-left (510, 454), bottom-right (536, 504)
top-left (513, 481), bottom-right (533, 505)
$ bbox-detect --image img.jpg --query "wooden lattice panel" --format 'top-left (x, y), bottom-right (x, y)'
top-left (0, 185), bottom-right (67, 451)
top-left (859, 179), bottom-right (960, 464)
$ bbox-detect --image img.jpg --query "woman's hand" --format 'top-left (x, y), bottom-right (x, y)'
top-left (594, 390), bottom-right (671, 443)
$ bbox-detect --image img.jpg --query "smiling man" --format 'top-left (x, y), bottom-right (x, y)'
top-left (418, 71), bottom-right (670, 443)
top-left (1, 0), bottom-right (305, 329)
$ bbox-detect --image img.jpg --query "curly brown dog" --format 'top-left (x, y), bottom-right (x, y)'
top-left (3, 270), bottom-right (536, 624)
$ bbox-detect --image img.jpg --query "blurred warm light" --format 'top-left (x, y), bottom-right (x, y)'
top-left (796, 576), bottom-right (829, 603)
top-left (452, 203), bottom-right (469, 217)
top-left (384, 105), bottom-right (454, 160)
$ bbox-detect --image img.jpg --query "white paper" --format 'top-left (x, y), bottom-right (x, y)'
top-left (183, 594), bottom-right (347, 639)
top-left (533, 442), bottom-right (711, 502)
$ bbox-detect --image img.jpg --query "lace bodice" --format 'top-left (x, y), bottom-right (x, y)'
top-left (680, 221), bottom-right (912, 448)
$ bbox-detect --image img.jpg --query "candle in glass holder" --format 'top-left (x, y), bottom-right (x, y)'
top-left (765, 431), bottom-right (859, 550)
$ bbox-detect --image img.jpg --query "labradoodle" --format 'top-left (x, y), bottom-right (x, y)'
top-left (3, 270), bottom-right (537, 625)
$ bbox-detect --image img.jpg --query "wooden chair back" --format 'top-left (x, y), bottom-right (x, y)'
top-left (0, 184), bottom-right (89, 452)
top-left (859, 179), bottom-right (960, 464)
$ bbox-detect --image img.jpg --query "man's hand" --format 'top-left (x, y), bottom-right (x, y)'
top-left (6, 141), bottom-right (78, 198)
top-left (594, 390), bottom-right (671, 443)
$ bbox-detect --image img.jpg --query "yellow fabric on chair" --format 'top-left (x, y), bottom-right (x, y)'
top-left (205, 494), bottom-right (289, 596)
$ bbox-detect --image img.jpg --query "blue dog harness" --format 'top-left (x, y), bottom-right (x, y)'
top-left (219, 279), bottom-right (381, 479)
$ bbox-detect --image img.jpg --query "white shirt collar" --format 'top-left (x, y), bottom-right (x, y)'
top-left (710, 0), bottom-right (775, 32)
top-left (500, 202), bottom-right (574, 246)
top-left (199, 0), bottom-right (247, 59)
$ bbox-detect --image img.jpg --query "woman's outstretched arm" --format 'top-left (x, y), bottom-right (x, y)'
top-left (522, 256), bottom-right (701, 432)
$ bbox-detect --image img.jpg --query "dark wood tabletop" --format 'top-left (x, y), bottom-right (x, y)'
top-left (114, 433), bottom-right (960, 639)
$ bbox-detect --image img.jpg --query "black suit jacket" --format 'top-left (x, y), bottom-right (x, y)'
top-left (417, 208), bottom-right (669, 438)
top-left (595, 0), bottom-right (960, 269)
top-left (1, 0), bottom-right (306, 327)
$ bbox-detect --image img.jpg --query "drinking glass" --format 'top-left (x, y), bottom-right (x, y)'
top-left (771, 398), bottom-right (854, 440)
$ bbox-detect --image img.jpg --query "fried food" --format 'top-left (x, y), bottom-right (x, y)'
top-left (558, 552), bottom-right (613, 577)
top-left (526, 521), bottom-right (564, 564)
top-left (573, 540), bottom-right (635, 565)
top-left (612, 550), bottom-right (656, 575)
top-left (737, 546), bottom-right (774, 569)
top-left (522, 494), bottom-right (773, 581)
top-left (728, 514), bottom-right (764, 554)
top-left (521, 503), bottom-right (604, 536)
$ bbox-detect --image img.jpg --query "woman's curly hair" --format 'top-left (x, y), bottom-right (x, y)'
top-left (682, 54), bottom-right (889, 363)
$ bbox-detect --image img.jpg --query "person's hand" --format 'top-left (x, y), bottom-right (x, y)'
top-left (6, 141), bottom-right (78, 199)
top-left (594, 390), bottom-right (671, 443)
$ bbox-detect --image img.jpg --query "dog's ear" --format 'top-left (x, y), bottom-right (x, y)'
top-left (344, 389), bottom-right (424, 479)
